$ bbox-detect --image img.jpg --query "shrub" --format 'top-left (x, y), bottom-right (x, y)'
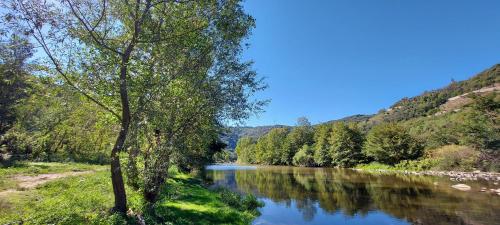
top-left (363, 123), bottom-right (423, 165)
top-left (216, 187), bottom-right (264, 215)
top-left (395, 159), bottom-right (438, 171)
top-left (428, 145), bottom-right (480, 171)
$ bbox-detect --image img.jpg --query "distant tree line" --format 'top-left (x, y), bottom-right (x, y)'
top-left (236, 117), bottom-right (423, 167)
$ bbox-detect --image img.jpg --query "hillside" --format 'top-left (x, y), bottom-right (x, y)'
top-left (221, 125), bottom-right (290, 150)
top-left (368, 64), bottom-right (499, 124)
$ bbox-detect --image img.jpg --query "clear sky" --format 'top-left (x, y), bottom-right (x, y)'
top-left (240, 0), bottom-right (500, 126)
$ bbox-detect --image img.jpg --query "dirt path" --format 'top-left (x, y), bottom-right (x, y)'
top-left (0, 170), bottom-right (97, 197)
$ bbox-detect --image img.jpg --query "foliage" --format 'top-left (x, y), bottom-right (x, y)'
top-left (363, 123), bottom-right (423, 165)
top-left (0, 35), bottom-right (32, 135)
top-left (379, 64), bottom-right (499, 122)
top-left (313, 124), bottom-right (332, 166)
top-left (254, 128), bottom-right (289, 165)
top-left (394, 159), bottom-right (438, 171)
top-left (213, 150), bottom-right (237, 163)
top-left (292, 144), bottom-right (315, 167)
top-left (329, 123), bottom-right (364, 167)
top-left (215, 187), bottom-right (264, 215)
top-left (235, 137), bottom-right (257, 164)
top-left (282, 117), bottom-right (314, 165)
top-left (427, 145), bottom-right (481, 171)
top-left (2, 77), bottom-right (116, 163)
top-left (355, 162), bottom-right (397, 171)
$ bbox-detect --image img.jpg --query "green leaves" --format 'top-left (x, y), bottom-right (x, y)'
top-left (363, 123), bottom-right (422, 165)
top-left (329, 123), bottom-right (363, 167)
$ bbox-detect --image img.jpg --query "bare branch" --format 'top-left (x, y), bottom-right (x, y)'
top-left (66, 0), bottom-right (123, 55)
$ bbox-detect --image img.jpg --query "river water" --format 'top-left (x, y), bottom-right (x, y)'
top-left (204, 165), bottom-right (500, 225)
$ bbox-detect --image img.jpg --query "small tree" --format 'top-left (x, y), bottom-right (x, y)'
top-left (363, 123), bottom-right (422, 165)
top-left (329, 123), bottom-right (363, 167)
top-left (293, 144), bottom-right (315, 167)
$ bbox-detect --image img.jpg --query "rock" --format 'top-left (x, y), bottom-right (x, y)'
top-left (452, 184), bottom-right (471, 191)
top-left (473, 170), bottom-right (481, 173)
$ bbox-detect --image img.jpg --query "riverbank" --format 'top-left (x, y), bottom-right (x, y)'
top-left (354, 163), bottom-right (500, 182)
top-left (0, 162), bottom-right (262, 224)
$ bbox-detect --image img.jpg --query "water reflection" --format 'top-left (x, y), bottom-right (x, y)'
top-left (205, 166), bottom-right (500, 225)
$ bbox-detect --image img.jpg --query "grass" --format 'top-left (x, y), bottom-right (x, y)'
top-left (147, 174), bottom-right (258, 224)
top-left (355, 162), bottom-right (399, 171)
top-left (0, 162), bottom-right (261, 225)
top-left (0, 161), bottom-right (106, 191)
top-left (0, 161), bottom-right (106, 177)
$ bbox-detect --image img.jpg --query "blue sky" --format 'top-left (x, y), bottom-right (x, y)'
top-left (240, 0), bottom-right (500, 126)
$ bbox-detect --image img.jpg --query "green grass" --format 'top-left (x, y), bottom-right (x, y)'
top-left (0, 162), bottom-right (261, 225)
top-left (147, 173), bottom-right (260, 225)
top-left (0, 161), bottom-right (106, 191)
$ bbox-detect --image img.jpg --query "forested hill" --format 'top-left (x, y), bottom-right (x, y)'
top-left (369, 64), bottom-right (499, 123)
top-left (223, 64), bottom-right (499, 150)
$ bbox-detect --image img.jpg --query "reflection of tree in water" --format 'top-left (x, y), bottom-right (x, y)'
top-left (295, 198), bottom-right (317, 221)
top-left (206, 168), bottom-right (500, 225)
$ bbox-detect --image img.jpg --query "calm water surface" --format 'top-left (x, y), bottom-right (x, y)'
top-left (204, 165), bottom-right (500, 225)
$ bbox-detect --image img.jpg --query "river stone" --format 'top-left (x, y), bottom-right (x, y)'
top-left (451, 184), bottom-right (471, 191)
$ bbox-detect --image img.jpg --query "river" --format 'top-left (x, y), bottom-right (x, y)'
top-left (204, 165), bottom-right (500, 225)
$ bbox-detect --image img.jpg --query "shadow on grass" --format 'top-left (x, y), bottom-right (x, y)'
top-left (145, 177), bottom-right (253, 225)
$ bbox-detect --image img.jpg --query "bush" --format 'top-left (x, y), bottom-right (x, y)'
top-left (216, 187), bottom-right (264, 215)
top-left (428, 145), bottom-right (480, 171)
top-left (363, 123), bottom-right (422, 165)
top-left (292, 144), bottom-right (315, 167)
top-left (395, 159), bottom-right (438, 171)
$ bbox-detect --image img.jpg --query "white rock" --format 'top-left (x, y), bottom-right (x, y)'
top-left (451, 184), bottom-right (471, 191)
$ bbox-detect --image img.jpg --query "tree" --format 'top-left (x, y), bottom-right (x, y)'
top-left (363, 123), bottom-right (422, 165)
top-left (328, 123), bottom-right (363, 167)
top-left (4, 0), bottom-right (265, 211)
top-left (293, 144), bottom-right (315, 167)
top-left (0, 35), bottom-right (32, 135)
top-left (255, 128), bottom-right (288, 165)
top-left (235, 137), bottom-right (257, 164)
top-left (282, 117), bottom-right (313, 165)
top-left (313, 124), bottom-right (332, 166)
